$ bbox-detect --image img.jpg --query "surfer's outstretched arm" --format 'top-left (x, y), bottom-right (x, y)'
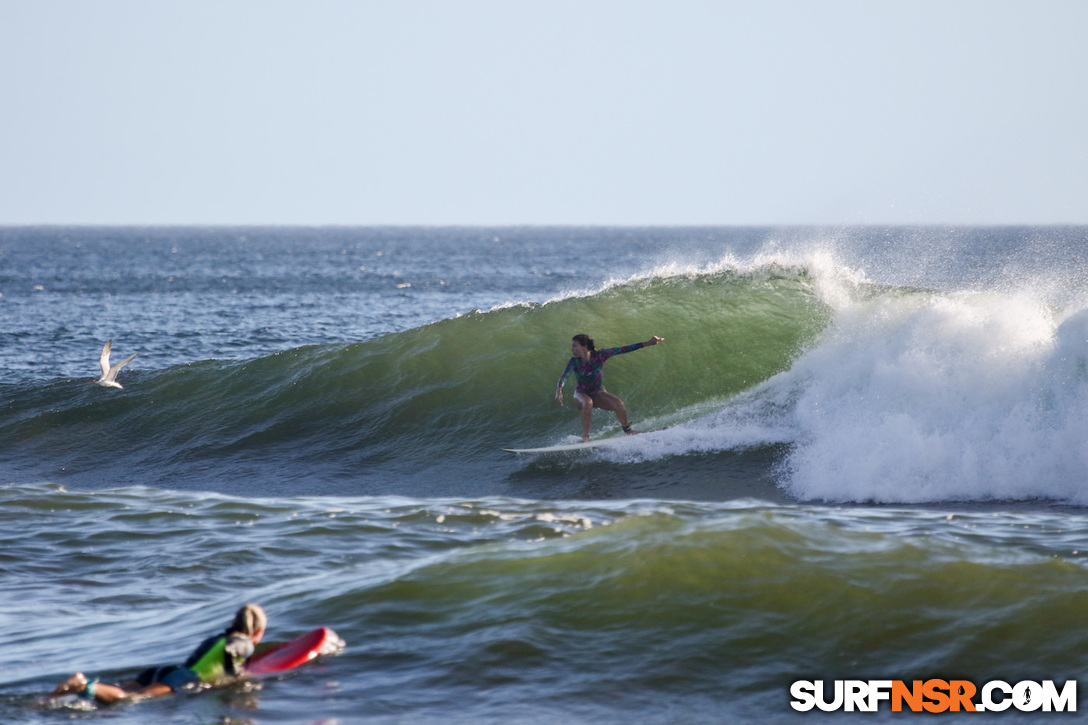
top-left (50, 672), bottom-right (173, 704)
top-left (598, 335), bottom-right (664, 361)
top-left (626, 336), bottom-right (664, 350)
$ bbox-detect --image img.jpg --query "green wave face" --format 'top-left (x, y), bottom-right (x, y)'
top-left (0, 264), bottom-right (831, 486)
top-left (341, 265), bottom-right (830, 447)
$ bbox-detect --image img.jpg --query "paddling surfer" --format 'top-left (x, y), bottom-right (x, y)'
top-left (49, 603), bottom-right (267, 705)
top-left (555, 334), bottom-right (663, 442)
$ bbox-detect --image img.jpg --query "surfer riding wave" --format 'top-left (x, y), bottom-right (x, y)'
top-left (555, 333), bottom-right (663, 442)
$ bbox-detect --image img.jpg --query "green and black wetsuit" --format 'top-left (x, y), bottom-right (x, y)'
top-left (135, 632), bottom-right (256, 691)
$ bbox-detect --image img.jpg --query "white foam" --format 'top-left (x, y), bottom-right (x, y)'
top-left (780, 288), bottom-right (1081, 501)
top-left (500, 234), bottom-right (1088, 504)
top-left (600, 247), bottom-right (1088, 504)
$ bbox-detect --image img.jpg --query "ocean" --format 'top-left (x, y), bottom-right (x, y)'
top-left (2, 225), bottom-right (1088, 723)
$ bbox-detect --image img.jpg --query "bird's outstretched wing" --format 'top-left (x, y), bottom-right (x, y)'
top-left (109, 352), bottom-right (138, 380)
top-left (99, 340), bottom-right (114, 379)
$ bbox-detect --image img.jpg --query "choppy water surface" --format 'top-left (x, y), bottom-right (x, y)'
top-left (3, 225), bottom-right (1088, 722)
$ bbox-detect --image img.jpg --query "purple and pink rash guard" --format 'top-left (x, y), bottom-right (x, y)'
top-left (555, 342), bottom-right (646, 397)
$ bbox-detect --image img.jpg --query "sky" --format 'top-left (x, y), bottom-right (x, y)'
top-left (1, 0), bottom-right (1086, 226)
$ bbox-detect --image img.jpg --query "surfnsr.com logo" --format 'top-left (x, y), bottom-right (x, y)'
top-left (790, 679), bottom-right (1077, 713)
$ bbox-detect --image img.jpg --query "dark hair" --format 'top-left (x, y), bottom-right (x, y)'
top-left (572, 334), bottom-right (595, 352)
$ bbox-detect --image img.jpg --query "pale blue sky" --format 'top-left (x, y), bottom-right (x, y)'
top-left (2, 0), bottom-right (1085, 225)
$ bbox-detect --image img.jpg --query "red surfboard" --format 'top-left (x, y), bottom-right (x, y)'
top-left (244, 627), bottom-right (342, 675)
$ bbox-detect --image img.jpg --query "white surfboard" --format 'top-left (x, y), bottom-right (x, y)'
top-left (501, 429), bottom-right (671, 454)
top-left (503, 437), bottom-right (628, 454)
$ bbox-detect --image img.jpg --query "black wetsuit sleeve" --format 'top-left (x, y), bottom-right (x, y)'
top-left (182, 635), bottom-right (220, 668)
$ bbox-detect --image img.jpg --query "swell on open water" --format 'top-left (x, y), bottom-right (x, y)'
top-left (3, 225), bottom-right (1088, 723)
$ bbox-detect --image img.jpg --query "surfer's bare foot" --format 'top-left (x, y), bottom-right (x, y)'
top-left (581, 436), bottom-right (590, 443)
top-left (51, 672), bottom-right (87, 697)
top-left (622, 426), bottom-right (641, 435)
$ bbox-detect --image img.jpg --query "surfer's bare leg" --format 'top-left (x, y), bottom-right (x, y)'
top-left (593, 391), bottom-right (638, 434)
top-left (574, 392), bottom-right (593, 442)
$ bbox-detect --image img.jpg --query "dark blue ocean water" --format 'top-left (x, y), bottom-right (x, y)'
top-left (3, 225), bottom-right (1088, 723)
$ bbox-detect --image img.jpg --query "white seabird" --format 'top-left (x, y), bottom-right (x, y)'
top-left (93, 339), bottom-right (137, 389)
